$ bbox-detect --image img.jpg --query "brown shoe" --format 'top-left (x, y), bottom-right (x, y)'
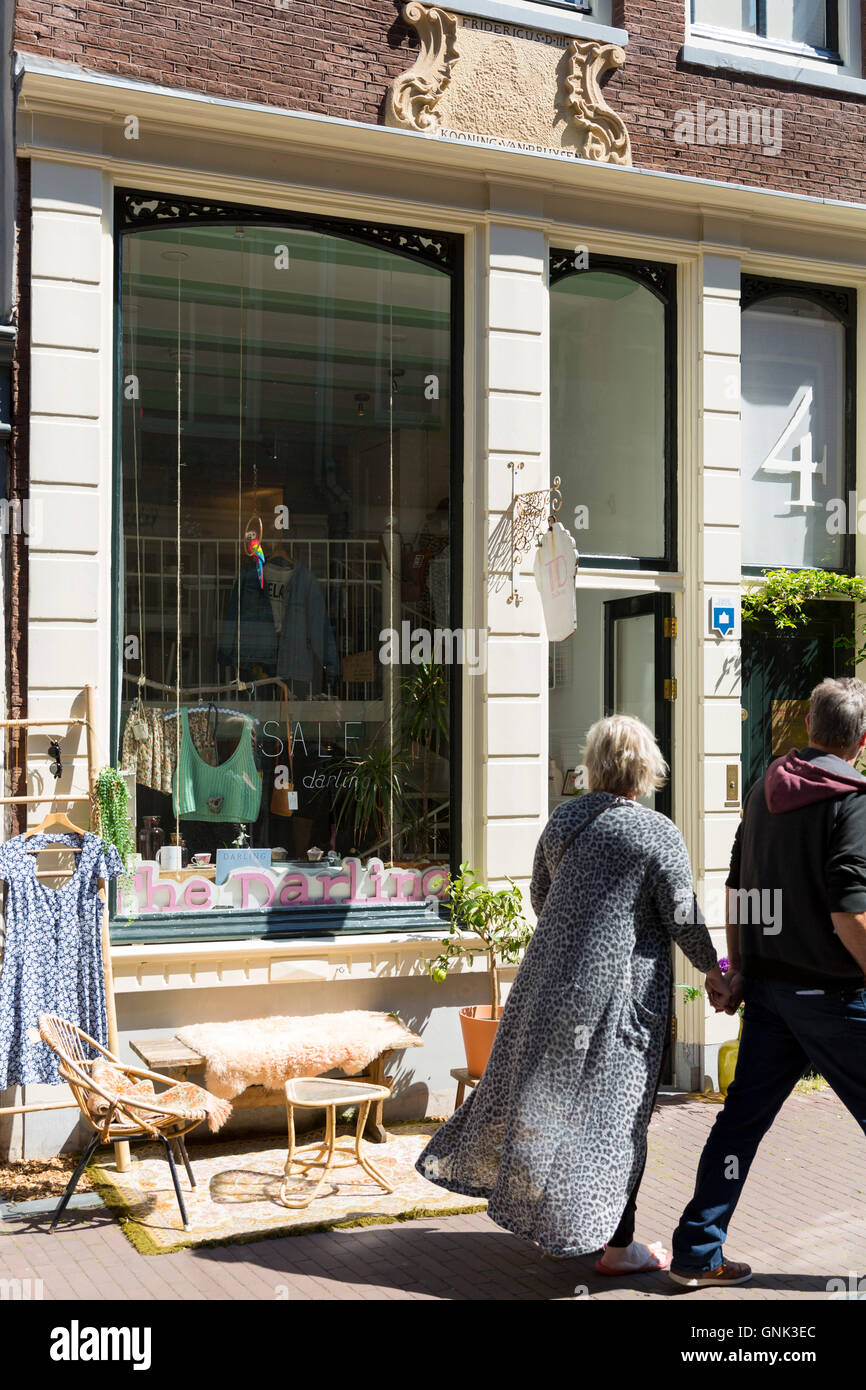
top-left (669, 1259), bottom-right (752, 1289)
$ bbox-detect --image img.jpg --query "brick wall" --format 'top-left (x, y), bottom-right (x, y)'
top-left (12, 0), bottom-right (866, 200)
top-left (617, 1), bottom-right (864, 199)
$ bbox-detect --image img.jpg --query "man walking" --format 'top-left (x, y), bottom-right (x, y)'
top-left (670, 677), bottom-right (866, 1289)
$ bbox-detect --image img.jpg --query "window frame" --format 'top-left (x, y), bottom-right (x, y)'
top-left (110, 189), bottom-right (465, 945)
top-left (549, 251), bottom-right (679, 573)
top-left (740, 273), bottom-right (856, 579)
top-left (690, 0), bottom-right (841, 64)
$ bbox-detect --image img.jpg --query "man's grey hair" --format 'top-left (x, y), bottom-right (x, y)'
top-left (809, 677), bottom-right (866, 755)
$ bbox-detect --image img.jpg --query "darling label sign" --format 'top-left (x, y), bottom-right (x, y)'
top-left (125, 856), bottom-right (449, 916)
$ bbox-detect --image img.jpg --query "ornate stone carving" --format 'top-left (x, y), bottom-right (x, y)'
top-left (384, 4), bottom-right (459, 133)
top-left (385, 5), bottom-right (632, 165)
top-left (564, 40), bottom-right (632, 165)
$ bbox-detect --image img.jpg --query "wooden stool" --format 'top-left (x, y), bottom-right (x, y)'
top-left (451, 1067), bottom-right (481, 1109)
top-left (279, 1076), bottom-right (394, 1210)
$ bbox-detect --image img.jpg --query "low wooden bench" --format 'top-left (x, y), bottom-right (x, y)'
top-left (129, 1035), bottom-right (415, 1143)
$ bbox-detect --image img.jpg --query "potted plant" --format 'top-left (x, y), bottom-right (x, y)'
top-left (426, 862), bottom-right (533, 1076)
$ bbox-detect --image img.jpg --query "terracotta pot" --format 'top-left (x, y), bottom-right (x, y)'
top-left (459, 1005), bottom-right (501, 1078)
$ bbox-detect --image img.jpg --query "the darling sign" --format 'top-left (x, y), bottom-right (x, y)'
top-left (127, 856), bottom-right (449, 915)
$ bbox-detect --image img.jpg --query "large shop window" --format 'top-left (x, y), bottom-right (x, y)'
top-left (113, 193), bottom-right (462, 941)
top-left (741, 276), bottom-right (854, 574)
top-left (549, 252), bottom-right (677, 569)
top-left (691, 1), bottom-right (838, 54)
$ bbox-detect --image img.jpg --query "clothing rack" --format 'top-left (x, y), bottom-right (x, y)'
top-left (122, 672), bottom-right (289, 699)
top-left (0, 686), bottom-right (129, 1171)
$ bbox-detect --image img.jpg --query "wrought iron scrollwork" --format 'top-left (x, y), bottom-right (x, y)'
top-left (116, 190), bottom-right (459, 273)
top-left (741, 274), bottom-right (853, 325)
top-left (550, 249), bottom-right (676, 303)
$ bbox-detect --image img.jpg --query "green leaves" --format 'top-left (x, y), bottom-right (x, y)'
top-left (424, 861), bottom-right (534, 1013)
top-left (95, 766), bottom-right (138, 920)
top-left (742, 568), bottom-right (866, 668)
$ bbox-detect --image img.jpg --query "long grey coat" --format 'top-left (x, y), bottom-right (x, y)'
top-left (416, 793), bottom-right (718, 1257)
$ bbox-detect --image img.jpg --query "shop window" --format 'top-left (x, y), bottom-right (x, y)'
top-left (114, 192), bottom-right (462, 938)
top-left (691, 0), bottom-right (838, 55)
top-left (741, 276), bottom-right (854, 573)
top-left (549, 253), bottom-right (677, 569)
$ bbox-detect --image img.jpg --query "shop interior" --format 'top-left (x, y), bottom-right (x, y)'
top-left (119, 220), bottom-right (454, 913)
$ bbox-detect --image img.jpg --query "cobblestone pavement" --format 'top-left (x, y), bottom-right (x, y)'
top-left (1, 1090), bottom-right (862, 1301)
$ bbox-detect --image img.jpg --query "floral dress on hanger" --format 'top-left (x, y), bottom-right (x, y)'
top-left (0, 832), bottom-right (123, 1087)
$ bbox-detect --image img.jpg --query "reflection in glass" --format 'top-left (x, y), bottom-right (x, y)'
top-left (551, 271), bottom-right (667, 563)
top-left (741, 294), bottom-right (845, 570)
top-left (119, 221), bottom-right (453, 915)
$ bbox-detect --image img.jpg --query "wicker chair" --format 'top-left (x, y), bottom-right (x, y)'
top-left (37, 1013), bottom-right (223, 1232)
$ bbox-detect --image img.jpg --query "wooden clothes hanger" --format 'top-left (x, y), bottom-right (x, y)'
top-left (24, 808), bottom-right (85, 851)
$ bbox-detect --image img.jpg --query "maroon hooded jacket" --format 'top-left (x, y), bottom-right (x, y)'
top-left (726, 747), bottom-right (866, 988)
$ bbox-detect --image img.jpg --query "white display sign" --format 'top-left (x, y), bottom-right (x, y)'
top-left (533, 522), bottom-right (578, 641)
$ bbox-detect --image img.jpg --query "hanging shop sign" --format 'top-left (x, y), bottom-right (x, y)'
top-left (534, 522), bottom-right (579, 641)
top-left (123, 856), bottom-right (450, 916)
top-left (708, 595), bottom-right (739, 639)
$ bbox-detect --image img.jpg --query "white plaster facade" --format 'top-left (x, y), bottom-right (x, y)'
top-left (5, 54), bottom-right (866, 1154)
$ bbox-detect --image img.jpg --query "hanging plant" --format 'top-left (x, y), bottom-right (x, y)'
top-left (743, 568), bottom-right (866, 665)
top-left (95, 766), bottom-right (138, 919)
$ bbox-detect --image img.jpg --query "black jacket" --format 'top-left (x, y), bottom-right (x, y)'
top-left (727, 747), bottom-right (866, 989)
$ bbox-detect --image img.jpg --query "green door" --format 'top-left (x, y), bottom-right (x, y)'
top-left (741, 600), bottom-right (854, 795)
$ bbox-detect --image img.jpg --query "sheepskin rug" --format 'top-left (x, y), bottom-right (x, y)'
top-left (176, 1011), bottom-right (423, 1099)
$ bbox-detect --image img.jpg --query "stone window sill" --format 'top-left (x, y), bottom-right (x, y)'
top-left (682, 37), bottom-right (866, 98)
top-left (440, 0), bottom-right (626, 45)
top-left (110, 930), bottom-right (500, 993)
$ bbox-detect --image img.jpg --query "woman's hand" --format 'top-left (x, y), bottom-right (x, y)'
top-left (704, 964), bottom-right (732, 1013)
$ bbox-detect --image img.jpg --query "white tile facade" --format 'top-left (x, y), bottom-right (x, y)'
top-left (483, 225), bottom-right (549, 894)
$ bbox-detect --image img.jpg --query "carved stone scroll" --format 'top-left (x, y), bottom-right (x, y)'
top-left (384, 4), bottom-right (459, 132)
top-left (564, 40), bottom-right (632, 165)
top-left (384, 5), bottom-right (632, 165)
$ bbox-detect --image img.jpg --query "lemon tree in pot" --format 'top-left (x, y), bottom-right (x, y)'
top-left (426, 863), bottom-right (533, 1077)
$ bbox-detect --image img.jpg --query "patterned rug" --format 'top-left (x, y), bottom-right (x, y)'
top-left (89, 1122), bottom-right (486, 1255)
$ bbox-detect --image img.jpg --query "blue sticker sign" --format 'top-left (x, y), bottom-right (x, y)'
top-left (709, 597), bottom-right (737, 638)
top-left (215, 848), bottom-right (272, 885)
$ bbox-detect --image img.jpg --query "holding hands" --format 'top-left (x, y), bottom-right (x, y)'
top-left (703, 961), bottom-right (744, 1014)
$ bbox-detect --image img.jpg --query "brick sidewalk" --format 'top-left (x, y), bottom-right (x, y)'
top-left (1, 1089), bottom-right (863, 1301)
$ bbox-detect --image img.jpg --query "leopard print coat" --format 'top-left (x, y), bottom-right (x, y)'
top-left (416, 792), bottom-right (718, 1257)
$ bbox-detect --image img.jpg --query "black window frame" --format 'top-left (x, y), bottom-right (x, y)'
top-left (549, 250), bottom-right (678, 573)
top-left (690, 0), bottom-right (841, 62)
top-left (740, 272), bottom-right (856, 579)
top-left (110, 189), bottom-right (464, 946)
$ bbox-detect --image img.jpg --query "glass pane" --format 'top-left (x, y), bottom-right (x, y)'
top-left (119, 220), bottom-right (453, 919)
top-left (692, 0), bottom-right (758, 33)
top-left (614, 613), bottom-right (655, 733)
top-left (551, 271), bottom-right (667, 562)
top-left (741, 294), bottom-right (845, 570)
top-left (764, 0), bottom-right (827, 46)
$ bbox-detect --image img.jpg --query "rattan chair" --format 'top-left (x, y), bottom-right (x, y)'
top-left (37, 1013), bottom-right (215, 1231)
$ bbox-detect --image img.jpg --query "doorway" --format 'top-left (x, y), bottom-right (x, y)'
top-left (741, 600), bottom-right (854, 795)
top-left (547, 589), bottom-right (674, 818)
top-left (603, 593), bottom-right (673, 817)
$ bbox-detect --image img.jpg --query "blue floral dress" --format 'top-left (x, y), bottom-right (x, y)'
top-left (0, 832), bottom-right (123, 1087)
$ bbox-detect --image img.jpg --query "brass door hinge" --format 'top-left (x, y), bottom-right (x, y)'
top-left (671, 1016), bottom-right (678, 1041)
top-left (664, 616), bottom-right (678, 639)
top-left (664, 678), bottom-right (678, 701)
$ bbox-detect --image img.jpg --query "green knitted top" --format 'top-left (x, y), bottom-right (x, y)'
top-left (173, 708), bottom-right (263, 823)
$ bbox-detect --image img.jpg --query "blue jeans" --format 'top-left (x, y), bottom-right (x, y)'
top-left (671, 974), bottom-right (866, 1273)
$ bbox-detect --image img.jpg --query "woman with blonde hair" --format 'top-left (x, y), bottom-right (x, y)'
top-left (418, 714), bottom-right (728, 1273)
